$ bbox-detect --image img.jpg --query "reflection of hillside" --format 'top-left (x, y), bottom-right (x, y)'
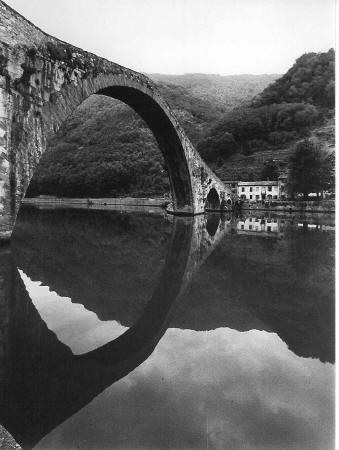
top-left (177, 226), bottom-right (334, 362)
top-left (12, 207), bottom-right (335, 362)
top-left (12, 207), bottom-right (171, 324)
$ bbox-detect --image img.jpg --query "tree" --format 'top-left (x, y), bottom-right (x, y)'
top-left (261, 160), bottom-right (280, 180)
top-left (287, 139), bottom-right (334, 199)
top-left (197, 131), bottom-right (238, 162)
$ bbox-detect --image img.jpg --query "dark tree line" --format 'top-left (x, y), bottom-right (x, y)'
top-left (287, 139), bottom-right (335, 199)
top-left (198, 102), bottom-right (322, 162)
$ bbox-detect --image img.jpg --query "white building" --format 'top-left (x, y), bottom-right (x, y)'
top-left (224, 178), bottom-right (288, 201)
top-left (238, 181), bottom-right (281, 201)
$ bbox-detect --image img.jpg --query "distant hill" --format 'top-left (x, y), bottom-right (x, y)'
top-left (27, 73), bottom-right (277, 198)
top-left (150, 73), bottom-right (279, 112)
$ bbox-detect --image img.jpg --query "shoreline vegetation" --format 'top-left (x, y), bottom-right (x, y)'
top-left (22, 196), bottom-right (335, 214)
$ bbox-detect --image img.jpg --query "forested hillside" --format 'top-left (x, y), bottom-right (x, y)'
top-left (150, 74), bottom-right (278, 111)
top-left (199, 49), bottom-right (335, 181)
top-left (26, 74), bottom-right (277, 198)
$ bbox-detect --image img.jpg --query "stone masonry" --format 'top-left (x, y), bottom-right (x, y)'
top-left (0, 1), bottom-right (231, 240)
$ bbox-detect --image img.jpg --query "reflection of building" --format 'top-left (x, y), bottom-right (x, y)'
top-left (235, 215), bottom-right (334, 237)
top-left (237, 217), bottom-right (285, 237)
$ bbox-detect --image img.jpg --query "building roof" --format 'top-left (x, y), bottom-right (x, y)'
top-left (238, 181), bottom-right (278, 186)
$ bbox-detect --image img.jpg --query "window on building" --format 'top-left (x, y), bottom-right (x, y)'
top-left (267, 226), bottom-right (271, 232)
top-left (249, 195), bottom-right (252, 199)
top-left (242, 187), bottom-right (245, 192)
top-left (268, 186), bottom-right (272, 191)
top-left (250, 187), bottom-right (253, 192)
top-left (256, 187), bottom-right (259, 191)
top-left (256, 195), bottom-right (259, 200)
top-left (249, 225), bottom-right (252, 230)
top-left (241, 225), bottom-right (244, 230)
top-left (273, 195), bottom-right (277, 199)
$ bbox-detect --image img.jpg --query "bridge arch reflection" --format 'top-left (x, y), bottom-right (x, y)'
top-left (0, 214), bottom-right (221, 448)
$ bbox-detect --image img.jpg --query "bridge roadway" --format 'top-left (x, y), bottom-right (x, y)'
top-left (0, 1), bottom-right (232, 241)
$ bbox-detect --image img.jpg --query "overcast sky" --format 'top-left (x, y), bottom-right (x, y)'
top-left (4, 0), bottom-right (335, 75)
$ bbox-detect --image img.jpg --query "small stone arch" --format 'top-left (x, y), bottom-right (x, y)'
top-left (205, 188), bottom-right (220, 211)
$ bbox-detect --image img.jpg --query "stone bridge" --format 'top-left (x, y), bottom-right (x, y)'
top-left (0, 1), bottom-right (231, 240)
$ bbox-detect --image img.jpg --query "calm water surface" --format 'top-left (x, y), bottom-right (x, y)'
top-left (0, 206), bottom-right (334, 449)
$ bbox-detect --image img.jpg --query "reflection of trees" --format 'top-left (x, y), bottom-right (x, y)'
top-left (12, 207), bottom-right (172, 324)
top-left (12, 208), bottom-right (335, 364)
top-left (177, 226), bottom-right (334, 363)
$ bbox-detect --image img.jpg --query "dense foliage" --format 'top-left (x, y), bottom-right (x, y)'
top-left (260, 160), bottom-right (280, 181)
top-left (198, 49), bottom-right (334, 180)
top-left (287, 139), bottom-right (335, 198)
top-left (27, 97), bottom-right (169, 198)
top-left (253, 49), bottom-right (335, 109)
top-left (198, 102), bottom-right (321, 161)
top-left (27, 74), bottom-right (274, 198)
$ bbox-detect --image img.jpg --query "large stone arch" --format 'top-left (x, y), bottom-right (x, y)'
top-left (0, 0), bottom-right (231, 240)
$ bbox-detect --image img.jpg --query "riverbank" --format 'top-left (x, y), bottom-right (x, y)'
top-left (241, 199), bottom-right (335, 214)
top-left (22, 196), bottom-right (335, 214)
top-left (22, 196), bottom-right (169, 208)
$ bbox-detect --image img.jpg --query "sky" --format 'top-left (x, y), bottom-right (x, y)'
top-left (4, 0), bottom-right (335, 75)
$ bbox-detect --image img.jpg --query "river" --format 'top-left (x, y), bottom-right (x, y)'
top-left (0, 205), bottom-right (334, 449)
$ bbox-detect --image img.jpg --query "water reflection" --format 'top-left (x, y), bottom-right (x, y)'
top-left (19, 271), bottom-right (128, 354)
top-left (0, 207), bottom-right (334, 449)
